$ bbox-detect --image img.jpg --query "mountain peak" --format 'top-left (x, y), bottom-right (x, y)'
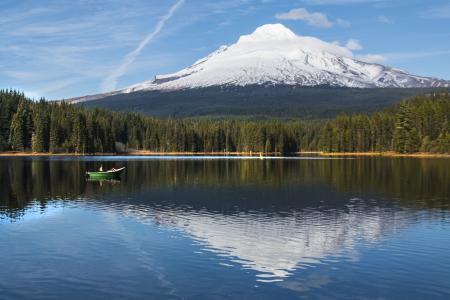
top-left (235, 24), bottom-right (351, 58)
top-left (241, 23), bottom-right (297, 42)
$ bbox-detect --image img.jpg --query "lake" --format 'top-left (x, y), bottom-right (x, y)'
top-left (0, 156), bottom-right (449, 299)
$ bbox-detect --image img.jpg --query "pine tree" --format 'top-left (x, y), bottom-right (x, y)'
top-left (85, 113), bottom-right (95, 154)
top-left (319, 122), bottom-right (334, 152)
top-left (72, 112), bottom-right (87, 153)
top-left (393, 102), bottom-right (416, 153)
top-left (9, 114), bottom-right (24, 151)
top-left (407, 128), bottom-right (420, 153)
top-left (8, 100), bottom-right (31, 151)
top-left (0, 103), bottom-right (9, 150)
top-left (434, 133), bottom-right (450, 153)
top-left (49, 109), bottom-right (60, 153)
top-left (420, 136), bottom-right (431, 152)
top-left (31, 101), bottom-right (49, 152)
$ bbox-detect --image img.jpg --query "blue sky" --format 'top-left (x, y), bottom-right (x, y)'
top-left (1, 0), bottom-right (450, 99)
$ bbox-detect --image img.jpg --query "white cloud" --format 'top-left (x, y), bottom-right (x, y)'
top-left (356, 54), bottom-right (386, 63)
top-left (275, 8), bottom-right (333, 28)
top-left (101, 0), bottom-right (185, 92)
top-left (377, 15), bottom-right (391, 23)
top-left (345, 39), bottom-right (362, 51)
top-left (336, 18), bottom-right (351, 28)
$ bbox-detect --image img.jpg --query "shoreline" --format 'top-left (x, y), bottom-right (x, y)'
top-left (0, 151), bottom-right (449, 158)
top-left (318, 151), bottom-right (450, 158)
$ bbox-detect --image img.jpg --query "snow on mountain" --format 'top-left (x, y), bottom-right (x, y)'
top-left (69, 23), bottom-right (449, 103)
top-left (122, 23), bottom-right (449, 92)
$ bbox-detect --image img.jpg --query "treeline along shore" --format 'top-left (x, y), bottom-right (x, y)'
top-left (0, 89), bottom-right (449, 155)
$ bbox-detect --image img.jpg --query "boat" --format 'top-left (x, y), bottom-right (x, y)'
top-left (86, 167), bottom-right (126, 179)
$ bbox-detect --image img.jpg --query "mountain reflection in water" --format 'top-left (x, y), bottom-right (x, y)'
top-left (121, 198), bottom-right (409, 281)
top-left (0, 156), bottom-right (449, 299)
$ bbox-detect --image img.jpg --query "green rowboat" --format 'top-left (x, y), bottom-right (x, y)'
top-left (86, 167), bottom-right (126, 179)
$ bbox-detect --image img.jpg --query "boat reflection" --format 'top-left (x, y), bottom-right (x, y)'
top-left (86, 178), bottom-right (122, 186)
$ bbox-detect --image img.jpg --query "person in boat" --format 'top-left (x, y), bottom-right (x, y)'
top-left (99, 165), bottom-right (104, 172)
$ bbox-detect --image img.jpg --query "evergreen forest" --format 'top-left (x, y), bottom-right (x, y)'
top-left (1, 89), bottom-right (449, 154)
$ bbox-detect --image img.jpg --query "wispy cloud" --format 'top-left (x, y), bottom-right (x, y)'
top-left (275, 8), bottom-right (351, 29)
top-left (304, 0), bottom-right (385, 5)
top-left (0, 1), bottom-right (158, 98)
top-left (275, 8), bottom-right (332, 28)
top-left (0, 7), bottom-right (59, 25)
top-left (357, 50), bottom-right (450, 64)
top-left (345, 39), bottom-right (362, 51)
top-left (36, 78), bottom-right (84, 98)
top-left (377, 15), bottom-right (391, 23)
top-left (3, 70), bottom-right (34, 80)
top-left (421, 4), bottom-right (450, 19)
top-left (2, 0), bottom-right (449, 98)
top-left (20, 78), bottom-right (84, 100)
top-left (336, 18), bottom-right (351, 28)
top-left (332, 39), bottom-right (362, 52)
top-left (1, 0), bottom-right (256, 99)
top-left (101, 0), bottom-right (185, 92)
top-left (356, 54), bottom-right (386, 63)
top-left (383, 50), bottom-right (450, 61)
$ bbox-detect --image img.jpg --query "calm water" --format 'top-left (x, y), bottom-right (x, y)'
top-left (0, 156), bottom-right (449, 299)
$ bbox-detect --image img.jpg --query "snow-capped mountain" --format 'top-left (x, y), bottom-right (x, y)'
top-left (70, 23), bottom-right (449, 103)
